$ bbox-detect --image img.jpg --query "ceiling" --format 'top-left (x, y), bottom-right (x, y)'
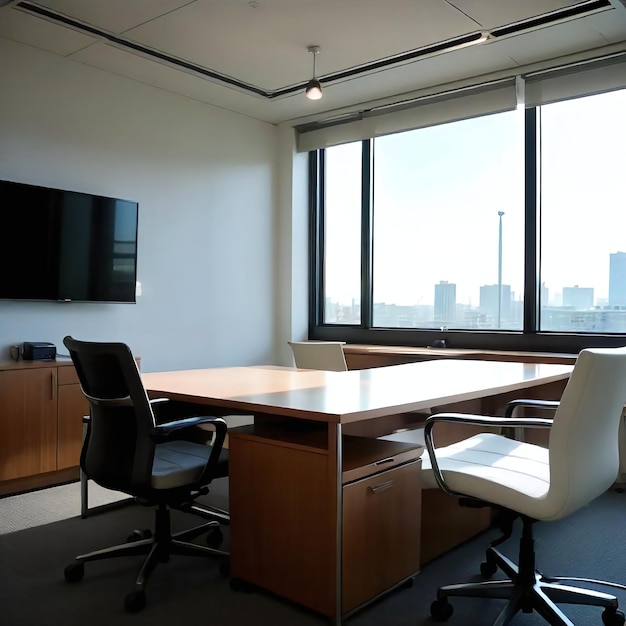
top-left (1, 0), bottom-right (625, 125)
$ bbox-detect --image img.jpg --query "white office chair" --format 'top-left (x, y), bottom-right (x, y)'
top-left (288, 340), bottom-right (348, 372)
top-left (423, 346), bottom-right (626, 626)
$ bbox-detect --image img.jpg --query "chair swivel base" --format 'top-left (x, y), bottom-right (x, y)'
top-left (430, 520), bottom-right (625, 626)
top-left (64, 504), bottom-right (229, 612)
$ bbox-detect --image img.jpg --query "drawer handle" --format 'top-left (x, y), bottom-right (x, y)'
top-left (375, 457), bottom-right (394, 465)
top-left (369, 480), bottom-right (395, 494)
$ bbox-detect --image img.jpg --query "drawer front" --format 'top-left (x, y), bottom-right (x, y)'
top-left (58, 365), bottom-right (80, 386)
top-left (342, 459), bottom-right (421, 613)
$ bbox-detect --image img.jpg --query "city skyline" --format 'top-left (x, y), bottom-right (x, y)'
top-left (325, 248), bottom-right (626, 332)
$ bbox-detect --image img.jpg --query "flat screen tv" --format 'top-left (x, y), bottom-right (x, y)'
top-left (0, 179), bottom-right (138, 303)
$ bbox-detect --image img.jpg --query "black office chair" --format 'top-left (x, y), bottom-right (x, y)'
top-left (63, 336), bottom-right (229, 612)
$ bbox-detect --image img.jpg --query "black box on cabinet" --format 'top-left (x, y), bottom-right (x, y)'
top-left (22, 342), bottom-right (56, 361)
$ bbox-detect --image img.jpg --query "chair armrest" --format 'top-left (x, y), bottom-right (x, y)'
top-left (151, 415), bottom-right (226, 439)
top-left (424, 413), bottom-right (554, 497)
top-left (504, 399), bottom-right (560, 418)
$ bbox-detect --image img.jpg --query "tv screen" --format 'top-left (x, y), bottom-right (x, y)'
top-left (0, 180), bottom-right (138, 303)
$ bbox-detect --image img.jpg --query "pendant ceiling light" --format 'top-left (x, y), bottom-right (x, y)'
top-left (305, 45), bottom-right (322, 100)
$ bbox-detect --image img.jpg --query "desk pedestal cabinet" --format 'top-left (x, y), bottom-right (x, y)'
top-left (0, 359), bottom-right (87, 496)
top-left (229, 420), bottom-right (422, 620)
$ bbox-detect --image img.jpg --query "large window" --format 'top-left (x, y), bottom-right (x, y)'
top-left (372, 112), bottom-right (524, 331)
top-left (539, 89), bottom-right (626, 333)
top-left (310, 87), bottom-right (626, 352)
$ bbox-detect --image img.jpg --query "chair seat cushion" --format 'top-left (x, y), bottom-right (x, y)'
top-left (152, 440), bottom-right (213, 490)
top-left (422, 433), bottom-right (551, 514)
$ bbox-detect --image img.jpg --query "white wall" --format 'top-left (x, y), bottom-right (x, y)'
top-left (275, 124), bottom-right (310, 367)
top-left (0, 38), bottom-right (280, 372)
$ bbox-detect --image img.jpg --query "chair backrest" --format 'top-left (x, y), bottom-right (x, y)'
top-left (63, 336), bottom-right (156, 495)
top-left (547, 346), bottom-right (626, 519)
top-left (288, 341), bottom-right (348, 372)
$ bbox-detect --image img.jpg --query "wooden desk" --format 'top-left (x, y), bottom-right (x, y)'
top-left (142, 360), bottom-right (573, 624)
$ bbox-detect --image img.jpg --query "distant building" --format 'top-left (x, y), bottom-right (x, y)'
top-left (609, 252), bottom-right (626, 307)
top-left (563, 285), bottom-right (594, 309)
top-left (434, 281), bottom-right (456, 322)
top-left (480, 284), bottom-right (512, 325)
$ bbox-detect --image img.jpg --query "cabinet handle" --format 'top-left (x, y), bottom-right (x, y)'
top-left (50, 372), bottom-right (54, 400)
top-left (369, 480), bottom-right (395, 494)
top-left (375, 457), bottom-right (394, 465)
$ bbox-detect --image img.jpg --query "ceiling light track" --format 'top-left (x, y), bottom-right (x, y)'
top-left (491, 0), bottom-right (611, 37)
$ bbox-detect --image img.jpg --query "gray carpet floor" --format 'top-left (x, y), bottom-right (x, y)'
top-left (1, 482), bottom-right (625, 626)
top-left (0, 480), bottom-right (129, 535)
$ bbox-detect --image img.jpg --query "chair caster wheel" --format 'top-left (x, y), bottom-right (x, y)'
top-left (124, 590), bottom-right (146, 613)
top-left (602, 608), bottom-right (625, 626)
top-left (206, 527), bottom-right (223, 548)
top-left (230, 577), bottom-right (254, 593)
top-left (430, 599), bottom-right (453, 622)
top-left (64, 562), bottom-right (84, 583)
top-left (219, 559), bottom-right (230, 578)
top-left (127, 529), bottom-right (152, 543)
top-left (480, 560), bottom-right (498, 578)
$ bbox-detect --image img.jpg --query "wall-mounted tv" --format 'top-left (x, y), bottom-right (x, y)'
top-left (0, 179), bottom-right (138, 303)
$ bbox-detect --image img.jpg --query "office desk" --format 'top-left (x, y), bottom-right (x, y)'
top-left (142, 359), bottom-right (573, 624)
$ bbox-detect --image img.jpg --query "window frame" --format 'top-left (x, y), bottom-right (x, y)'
top-left (308, 105), bottom-right (626, 353)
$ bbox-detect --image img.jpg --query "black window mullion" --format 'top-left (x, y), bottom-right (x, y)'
top-left (308, 149), bottom-right (324, 332)
top-left (361, 140), bottom-right (373, 329)
top-left (523, 108), bottom-right (539, 333)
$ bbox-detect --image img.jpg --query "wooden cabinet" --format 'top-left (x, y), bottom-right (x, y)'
top-left (0, 367), bottom-right (57, 481)
top-left (229, 421), bottom-right (422, 619)
top-left (0, 359), bottom-right (88, 494)
top-left (229, 426), bottom-right (335, 616)
top-left (57, 365), bottom-right (87, 470)
top-left (342, 459), bottom-right (421, 613)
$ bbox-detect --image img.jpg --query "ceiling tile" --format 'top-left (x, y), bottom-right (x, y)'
top-left (448, 0), bottom-right (590, 29)
top-left (0, 6), bottom-right (97, 55)
top-left (32, 0), bottom-right (193, 34)
top-left (494, 17), bottom-right (614, 66)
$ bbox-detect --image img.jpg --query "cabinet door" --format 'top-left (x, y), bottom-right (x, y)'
top-left (57, 383), bottom-right (88, 470)
top-left (0, 368), bottom-right (57, 481)
top-left (229, 434), bottom-right (335, 617)
top-left (342, 459), bottom-right (421, 613)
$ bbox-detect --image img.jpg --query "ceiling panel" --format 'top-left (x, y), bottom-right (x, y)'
top-left (0, 6), bottom-right (96, 56)
top-left (448, 0), bottom-right (590, 29)
top-left (585, 7), bottom-right (626, 42)
top-left (32, 0), bottom-right (193, 34)
top-left (494, 16), bottom-right (615, 66)
top-left (70, 42), bottom-right (282, 121)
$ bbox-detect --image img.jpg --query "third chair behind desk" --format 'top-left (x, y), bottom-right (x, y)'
top-left (288, 340), bottom-right (348, 371)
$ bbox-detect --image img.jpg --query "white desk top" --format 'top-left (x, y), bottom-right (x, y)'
top-left (142, 360), bottom-right (573, 424)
